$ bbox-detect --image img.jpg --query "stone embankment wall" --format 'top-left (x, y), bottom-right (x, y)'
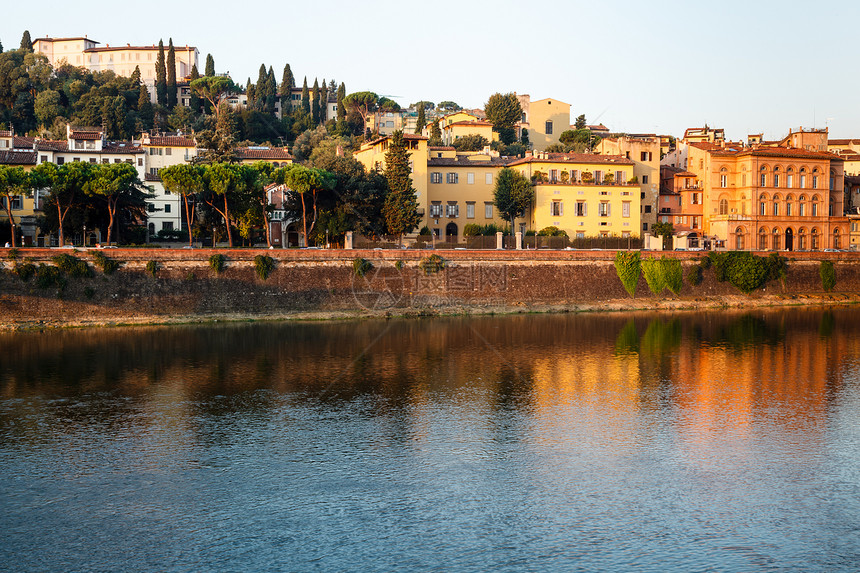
top-left (1, 248), bottom-right (858, 327)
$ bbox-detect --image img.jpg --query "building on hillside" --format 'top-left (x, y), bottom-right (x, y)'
top-left (659, 166), bottom-right (705, 246)
top-left (425, 149), bottom-right (509, 241)
top-left (235, 147), bottom-right (293, 166)
top-left (441, 120), bottom-right (494, 147)
top-left (367, 111), bottom-right (406, 136)
top-left (683, 125), bottom-right (725, 144)
top-left (684, 139), bottom-right (847, 251)
top-left (32, 36), bottom-right (198, 104)
top-left (0, 130), bottom-right (40, 245)
top-left (827, 138), bottom-right (860, 176)
top-left (507, 151), bottom-right (639, 239)
top-left (139, 133), bottom-right (198, 236)
top-left (516, 95), bottom-right (571, 151)
top-left (595, 135), bottom-right (660, 233)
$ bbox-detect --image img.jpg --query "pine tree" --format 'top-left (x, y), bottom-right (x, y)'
top-left (255, 64), bottom-right (268, 111)
top-left (311, 78), bottom-right (320, 124)
top-left (415, 103), bottom-right (425, 134)
top-left (167, 39), bottom-right (177, 108)
top-left (189, 64), bottom-right (201, 113)
top-left (205, 54), bottom-right (215, 77)
top-left (130, 65), bottom-right (141, 86)
top-left (319, 79), bottom-right (328, 123)
top-left (265, 66), bottom-right (276, 115)
top-left (301, 77), bottom-right (310, 115)
top-left (113, 96), bottom-right (128, 139)
top-left (336, 82), bottom-right (346, 121)
top-left (138, 85), bottom-right (154, 130)
top-left (383, 131), bottom-right (422, 244)
top-left (155, 40), bottom-right (167, 106)
top-left (20, 30), bottom-right (32, 52)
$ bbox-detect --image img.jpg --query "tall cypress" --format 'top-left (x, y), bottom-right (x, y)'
top-left (155, 40), bottom-right (167, 106)
top-left (265, 67), bottom-right (276, 115)
top-left (246, 78), bottom-right (255, 109)
top-left (415, 103), bottom-right (425, 134)
top-left (336, 82), bottom-right (346, 121)
top-left (167, 39), bottom-right (177, 108)
top-left (255, 64), bottom-right (268, 111)
top-left (189, 64), bottom-right (201, 113)
top-left (301, 77), bottom-right (310, 115)
top-left (311, 78), bottom-right (320, 124)
top-left (130, 65), bottom-right (141, 86)
top-left (279, 63), bottom-right (294, 111)
top-left (204, 54), bottom-right (215, 77)
top-left (20, 30), bottom-right (32, 52)
top-left (138, 85), bottom-right (154, 130)
top-left (383, 131), bottom-right (422, 244)
top-left (319, 79), bottom-right (328, 123)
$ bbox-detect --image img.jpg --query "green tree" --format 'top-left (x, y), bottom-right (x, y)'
top-left (279, 63), bottom-right (294, 99)
top-left (19, 31), bottom-right (32, 52)
top-left (34, 89), bottom-right (63, 127)
top-left (160, 163), bottom-right (204, 247)
top-left (188, 64), bottom-right (201, 113)
top-left (311, 78), bottom-right (320, 124)
top-left (652, 221), bottom-right (674, 250)
top-left (378, 97), bottom-right (401, 112)
top-left (0, 166), bottom-right (33, 247)
top-left (415, 103), bottom-right (425, 134)
top-left (301, 77), bottom-right (310, 114)
top-left (190, 76), bottom-right (237, 118)
top-left (201, 162), bottom-right (245, 247)
top-left (276, 165), bottom-right (333, 246)
top-left (452, 134), bottom-right (488, 152)
top-left (336, 82), bottom-right (346, 121)
top-left (437, 101), bottom-right (460, 112)
top-left (521, 128), bottom-right (530, 146)
top-left (167, 39), bottom-right (177, 108)
top-left (382, 131), bottom-right (421, 244)
top-left (484, 93), bottom-right (522, 145)
top-left (254, 64), bottom-right (267, 111)
top-left (574, 114), bottom-right (586, 129)
top-left (129, 65), bottom-right (141, 86)
top-left (428, 121), bottom-right (443, 146)
top-left (34, 161), bottom-right (93, 247)
top-left (204, 54), bottom-right (215, 77)
top-left (319, 79), bottom-right (328, 123)
top-left (265, 66), bottom-right (276, 115)
top-left (137, 84), bottom-right (154, 130)
top-left (84, 163), bottom-right (147, 246)
top-left (342, 91), bottom-right (378, 135)
top-left (155, 40), bottom-right (167, 106)
top-left (195, 102), bottom-right (238, 164)
top-left (493, 167), bottom-right (534, 233)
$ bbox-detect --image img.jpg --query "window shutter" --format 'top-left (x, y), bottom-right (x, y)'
top-left (560, 202), bottom-right (563, 216)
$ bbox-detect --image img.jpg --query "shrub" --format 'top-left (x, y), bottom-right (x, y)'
top-left (614, 251), bottom-right (641, 298)
top-left (353, 257), bottom-right (373, 277)
top-left (35, 264), bottom-right (65, 290)
top-left (419, 254), bottom-right (447, 275)
top-left (209, 254), bottom-right (226, 274)
top-left (12, 260), bottom-right (36, 281)
top-left (710, 251), bottom-right (770, 294)
top-left (84, 286), bottom-right (95, 299)
top-left (419, 226), bottom-right (431, 236)
top-left (766, 253), bottom-right (788, 286)
top-left (52, 254), bottom-right (92, 278)
top-left (537, 226), bottom-right (568, 237)
top-left (145, 260), bottom-right (159, 277)
top-left (820, 260), bottom-right (835, 292)
top-left (7, 248), bottom-right (19, 260)
top-left (463, 223), bottom-right (482, 237)
top-left (394, 260), bottom-right (403, 270)
top-left (91, 251), bottom-right (120, 275)
top-left (699, 255), bottom-right (712, 270)
top-left (663, 258), bottom-right (683, 295)
top-left (642, 257), bottom-right (667, 295)
top-left (254, 255), bottom-right (275, 280)
top-left (686, 264), bottom-right (703, 286)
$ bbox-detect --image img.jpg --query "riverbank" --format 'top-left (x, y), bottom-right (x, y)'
top-left (1, 248), bottom-right (858, 330)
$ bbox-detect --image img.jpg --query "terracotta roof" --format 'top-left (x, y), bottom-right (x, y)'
top-left (688, 142), bottom-right (723, 151)
top-left (146, 136), bottom-right (196, 147)
top-left (36, 140), bottom-right (68, 151)
top-left (69, 131), bottom-right (102, 140)
top-left (828, 139), bottom-right (860, 146)
top-left (13, 136), bottom-right (35, 149)
top-left (363, 133), bottom-right (429, 147)
top-left (428, 146), bottom-right (456, 151)
top-left (84, 45), bottom-right (196, 53)
top-left (236, 147), bottom-right (293, 160)
top-left (0, 150), bottom-right (37, 165)
top-left (674, 171), bottom-right (697, 177)
top-left (0, 130), bottom-right (12, 137)
top-left (507, 152), bottom-right (634, 166)
top-left (727, 148), bottom-right (842, 161)
top-left (102, 142), bottom-right (144, 154)
top-left (445, 120), bottom-right (492, 128)
top-left (33, 37), bottom-right (99, 44)
top-left (587, 124), bottom-right (609, 131)
top-left (427, 156), bottom-right (511, 167)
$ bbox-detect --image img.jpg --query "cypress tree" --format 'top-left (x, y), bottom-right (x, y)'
top-left (279, 63), bottom-right (294, 111)
top-left (336, 82), bottom-right (346, 121)
top-left (383, 131), bottom-right (422, 245)
top-left (1, 38), bottom-right (4, 53)
top-left (189, 64), bottom-right (201, 113)
top-left (311, 78), bottom-right (320, 124)
top-left (167, 38), bottom-right (177, 108)
top-left (415, 103), bottom-right (425, 134)
top-left (113, 96), bottom-right (128, 139)
top-left (301, 77), bottom-right (310, 115)
top-left (130, 65), bottom-right (141, 86)
top-left (138, 85), bottom-right (154, 130)
top-left (20, 30), bottom-right (32, 52)
top-left (246, 78), bottom-right (255, 109)
top-left (265, 67), bottom-right (276, 115)
top-left (255, 64), bottom-right (268, 111)
top-left (319, 79), bottom-right (328, 123)
top-left (155, 40), bottom-right (167, 106)
top-left (205, 54), bottom-right (215, 77)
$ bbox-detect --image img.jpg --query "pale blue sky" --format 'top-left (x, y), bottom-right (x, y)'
top-left (3, 0), bottom-right (858, 140)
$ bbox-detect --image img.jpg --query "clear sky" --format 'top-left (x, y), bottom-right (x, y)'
top-left (3, 0), bottom-right (858, 140)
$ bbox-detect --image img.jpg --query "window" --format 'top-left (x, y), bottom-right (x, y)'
top-left (787, 171), bottom-right (793, 188)
top-left (163, 221), bottom-right (173, 231)
top-left (691, 192), bottom-right (700, 205)
top-left (622, 201), bottom-right (631, 218)
top-left (812, 196), bottom-right (819, 216)
top-left (761, 173), bottom-right (767, 187)
top-left (720, 198), bottom-right (728, 215)
top-left (641, 151), bottom-right (648, 161)
top-left (446, 172), bottom-right (458, 184)
top-left (759, 228), bottom-right (767, 250)
top-left (799, 197), bottom-right (806, 216)
top-left (75, 140), bottom-right (84, 150)
top-left (773, 196), bottom-right (779, 216)
top-left (57, 157), bottom-right (65, 165)
top-left (545, 120), bottom-right (553, 135)
top-left (485, 173), bottom-right (492, 185)
top-left (644, 205), bottom-right (652, 213)
top-left (484, 203), bottom-right (493, 218)
top-left (773, 174), bottom-right (779, 187)
top-left (446, 203), bottom-right (459, 217)
top-left (642, 175), bottom-right (648, 184)
top-left (786, 199), bottom-right (793, 216)
top-left (812, 175), bottom-right (818, 189)
top-left (89, 158), bottom-right (97, 164)
top-left (598, 202), bottom-right (610, 217)
top-left (736, 227), bottom-right (745, 250)
top-left (430, 172), bottom-right (442, 184)
top-left (550, 201), bottom-right (563, 216)
top-left (164, 204), bottom-right (171, 213)
top-left (40, 155), bottom-right (48, 163)
top-left (800, 174), bottom-right (806, 188)
top-left (575, 201), bottom-right (587, 216)
top-left (467, 172), bottom-right (474, 184)
top-left (466, 202), bottom-right (475, 219)
top-left (772, 228), bottom-right (780, 251)
top-left (616, 170), bottom-right (625, 184)
top-left (720, 175), bottom-right (727, 188)
top-left (102, 158), bottom-right (109, 164)
top-left (165, 148), bottom-right (172, 156)
top-left (430, 203), bottom-right (442, 218)
top-left (811, 228), bottom-right (819, 250)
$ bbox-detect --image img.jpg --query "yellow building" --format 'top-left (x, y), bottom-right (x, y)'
top-left (441, 120), bottom-right (495, 147)
top-left (425, 150), bottom-right (509, 240)
top-left (596, 136), bottom-right (660, 234)
top-left (508, 152), bottom-right (639, 238)
top-left (354, 133), bottom-right (429, 223)
top-left (0, 130), bottom-right (41, 245)
top-left (517, 95), bottom-right (571, 151)
top-left (827, 138), bottom-right (860, 176)
top-left (683, 126), bottom-right (725, 144)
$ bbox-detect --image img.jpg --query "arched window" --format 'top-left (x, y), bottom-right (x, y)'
top-left (799, 167), bottom-right (807, 189)
top-left (772, 194), bottom-right (780, 216)
top-left (798, 228), bottom-right (807, 250)
top-left (759, 227), bottom-right (768, 250)
top-left (772, 227), bottom-right (781, 251)
top-left (812, 195), bottom-right (820, 217)
top-left (787, 167), bottom-right (794, 188)
top-left (830, 169), bottom-right (836, 191)
top-left (786, 194), bottom-right (794, 216)
top-left (799, 194), bottom-right (807, 216)
top-left (741, 194), bottom-right (747, 216)
top-left (720, 166), bottom-right (728, 188)
top-left (736, 227), bottom-right (745, 250)
top-left (834, 228), bottom-right (841, 250)
top-left (812, 168), bottom-right (819, 189)
top-left (759, 193), bottom-right (767, 216)
top-left (811, 228), bottom-right (820, 250)
top-left (760, 165), bottom-right (768, 187)
top-left (773, 166), bottom-right (781, 188)
top-left (719, 198), bottom-right (728, 215)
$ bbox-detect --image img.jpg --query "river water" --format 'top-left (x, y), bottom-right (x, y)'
top-left (2, 309), bottom-right (860, 572)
